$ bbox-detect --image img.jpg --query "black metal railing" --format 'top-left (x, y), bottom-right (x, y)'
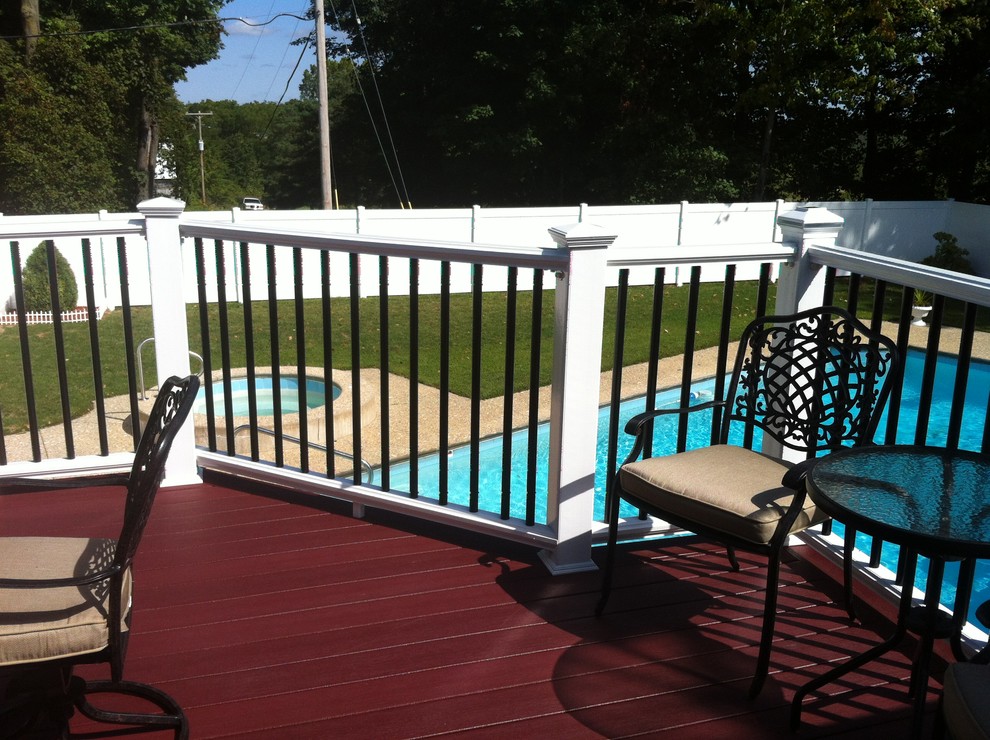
top-left (2, 236), bottom-right (142, 465)
top-left (602, 262), bottom-right (777, 520)
top-left (189, 240), bottom-right (552, 524)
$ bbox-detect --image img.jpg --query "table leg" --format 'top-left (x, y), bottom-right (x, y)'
top-left (906, 556), bottom-right (946, 731)
top-left (791, 552), bottom-right (918, 731)
top-left (843, 526), bottom-right (858, 620)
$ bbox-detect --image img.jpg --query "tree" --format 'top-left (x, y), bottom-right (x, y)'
top-left (66, 1), bottom-right (226, 201)
top-left (318, 0), bottom-right (745, 206)
top-left (912, 0), bottom-right (990, 202)
top-left (312, 0), bottom-right (990, 206)
top-left (0, 1), bottom-right (225, 213)
top-left (0, 27), bottom-right (124, 213)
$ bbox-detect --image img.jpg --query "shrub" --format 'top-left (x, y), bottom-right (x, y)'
top-left (921, 232), bottom-right (973, 274)
top-left (21, 242), bottom-right (78, 312)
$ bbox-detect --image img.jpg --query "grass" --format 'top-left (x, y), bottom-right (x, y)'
top-left (4, 275), bottom-right (984, 435)
top-left (0, 281), bottom-right (770, 434)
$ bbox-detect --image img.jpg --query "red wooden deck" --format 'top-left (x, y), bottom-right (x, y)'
top-left (1, 475), bottom-right (946, 738)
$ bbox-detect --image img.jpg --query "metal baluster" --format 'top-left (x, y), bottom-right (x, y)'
top-left (469, 264), bottom-right (483, 512)
top-left (525, 269), bottom-right (544, 527)
top-left (348, 253), bottom-right (362, 483)
top-left (439, 261), bottom-right (451, 505)
top-left (293, 247), bottom-right (309, 473)
top-left (46, 240), bottom-right (74, 458)
top-left (678, 266), bottom-right (702, 453)
top-left (9, 241), bottom-right (41, 460)
top-left (194, 238), bottom-right (217, 451)
top-left (82, 239), bottom-right (109, 456)
top-left (947, 303), bottom-right (978, 450)
top-left (500, 266), bottom-right (518, 520)
top-left (377, 256), bottom-right (389, 489)
top-left (216, 240), bottom-right (235, 456)
top-left (241, 242), bottom-right (260, 460)
top-left (267, 244), bottom-right (284, 467)
top-left (712, 265), bottom-right (736, 444)
top-left (605, 269), bottom-right (629, 523)
top-left (409, 258), bottom-right (420, 497)
top-left (116, 237), bottom-right (141, 447)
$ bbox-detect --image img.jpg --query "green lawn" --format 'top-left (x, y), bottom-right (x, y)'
top-left (6, 275), bottom-right (979, 435)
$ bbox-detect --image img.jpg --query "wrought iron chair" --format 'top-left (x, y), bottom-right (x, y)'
top-left (0, 374), bottom-right (199, 739)
top-left (597, 306), bottom-right (898, 697)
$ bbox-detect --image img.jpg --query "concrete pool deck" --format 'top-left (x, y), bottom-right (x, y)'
top-left (3, 321), bottom-right (988, 471)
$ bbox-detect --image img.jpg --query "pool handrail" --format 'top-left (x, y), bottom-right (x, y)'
top-left (232, 424), bottom-right (374, 484)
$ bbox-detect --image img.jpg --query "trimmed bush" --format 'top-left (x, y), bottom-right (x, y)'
top-left (21, 241), bottom-right (78, 312)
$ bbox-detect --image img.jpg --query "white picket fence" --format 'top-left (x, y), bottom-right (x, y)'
top-left (0, 305), bottom-right (107, 326)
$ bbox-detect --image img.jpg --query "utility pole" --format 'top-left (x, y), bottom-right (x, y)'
top-left (314, 0), bottom-right (334, 210)
top-left (186, 111), bottom-right (213, 205)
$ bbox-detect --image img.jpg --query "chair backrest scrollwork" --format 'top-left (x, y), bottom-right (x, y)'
top-left (721, 307), bottom-right (899, 454)
top-left (116, 374), bottom-right (199, 568)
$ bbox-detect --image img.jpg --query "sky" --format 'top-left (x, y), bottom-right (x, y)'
top-left (174, 1), bottom-right (316, 105)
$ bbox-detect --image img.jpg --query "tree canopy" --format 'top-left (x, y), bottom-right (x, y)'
top-left (0, 0), bottom-right (224, 214)
top-left (2, 1), bottom-right (989, 213)
top-left (310, 0), bottom-right (990, 207)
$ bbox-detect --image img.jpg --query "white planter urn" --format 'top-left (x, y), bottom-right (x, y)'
top-left (911, 305), bottom-right (932, 326)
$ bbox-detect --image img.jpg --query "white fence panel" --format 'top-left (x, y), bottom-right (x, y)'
top-left (3, 200), bottom-right (985, 311)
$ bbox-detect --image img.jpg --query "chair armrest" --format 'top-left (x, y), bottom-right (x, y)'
top-left (624, 400), bottom-right (726, 436)
top-left (0, 472), bottom-right (129, 494)
top-left (781, 458), bottom-right (818, 491)
top-left (618, 400), bottom-right (728, 468)
top-left (0, 563), bottom-right (122, 589)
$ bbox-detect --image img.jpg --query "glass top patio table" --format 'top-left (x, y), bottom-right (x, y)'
top-left (807, 445), bottom-right (990, 559)
top-left (793, 444), bottom-right (990, 737)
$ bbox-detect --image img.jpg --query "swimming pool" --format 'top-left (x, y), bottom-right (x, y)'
top-left (194, 375), bottom-right (341, 417)
top-left (385, 348), bottom-right (990, 622)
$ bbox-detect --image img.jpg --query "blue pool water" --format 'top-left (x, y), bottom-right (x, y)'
top-left (386, 348), bottom-right (990, 624)
top-left (194, 375), bottom-right (340, 417)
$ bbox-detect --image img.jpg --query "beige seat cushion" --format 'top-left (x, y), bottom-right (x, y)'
top-left (0, 537), bottom-right (131, 667)
top-left (619, 445), bottom-right (826, 545)
top-left (943, 663), bottom-right (990, 740)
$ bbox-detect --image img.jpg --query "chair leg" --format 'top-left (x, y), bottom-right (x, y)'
top-left (726, 545), bottom-right (741, 572)
top-left (750, 549), bottom-right (783, 698)
top-left (596, 484), bottom-right (624, 616)
top-left (71, 676), bottom-right (188, 739)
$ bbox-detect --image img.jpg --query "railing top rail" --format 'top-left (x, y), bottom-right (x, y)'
top-left (0, 218), bottom-right (144, 241)
top-left (180, 220), bottom-right (570, 270)
top-left (607, 241), bottom-right (794, 268)
top-left (808, 242), bottom-right (990, 308)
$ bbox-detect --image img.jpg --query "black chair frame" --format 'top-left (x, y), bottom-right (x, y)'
top-left (0, 374), bottom-right (199, 739)
top-left (597, 306), bottom-right (899, 697)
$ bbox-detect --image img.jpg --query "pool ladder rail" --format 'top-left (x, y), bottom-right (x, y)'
top-left (136, 337), bottom-right (205, 400)
top-left (232, 425), bottom-right (375, 485)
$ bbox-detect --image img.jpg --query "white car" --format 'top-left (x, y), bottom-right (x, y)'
top-left (242, 197), bottom-right (264, 211)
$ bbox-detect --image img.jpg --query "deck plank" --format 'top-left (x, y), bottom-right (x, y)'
top-left (0, 478), bottom-right (946, 738)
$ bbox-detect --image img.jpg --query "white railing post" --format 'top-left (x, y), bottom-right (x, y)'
top-left (772, 206), bottom-right (843, 461)
top-left (540, 222), bottom-right (617, 575)
top-left (775, 206), bottom-right (842, 315)
top-left (139, 197), bottom-right (200, 486)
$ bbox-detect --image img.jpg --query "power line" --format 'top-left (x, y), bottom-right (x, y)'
top-left (348, 0), bottom-right (411, 209)
top-left (0, 13), bottom-right (311, 41)
top-left (261, 11), bottom-right (306, 103)
top-left (230, 3), bottom-right (279, 102)
top-left (326, 0), bottom-right (409, 208)
top-left (260, 38), bottom-right (312, 138)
